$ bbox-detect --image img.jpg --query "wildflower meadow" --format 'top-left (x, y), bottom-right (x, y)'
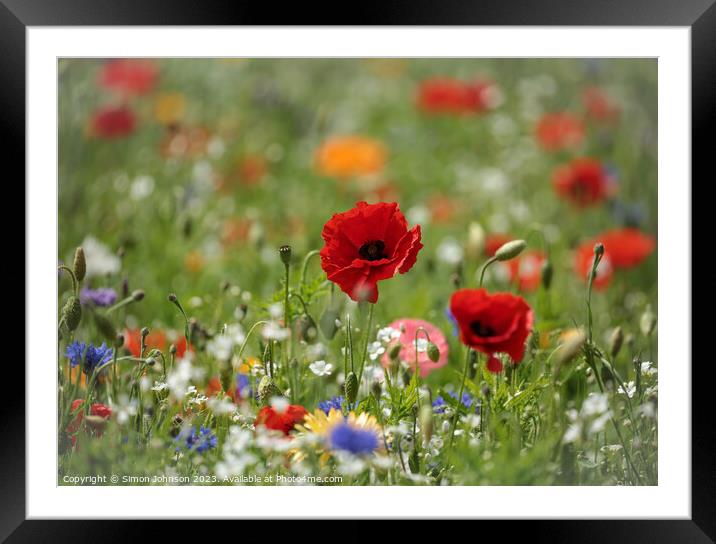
top-left (58, 58), bottom-right (657, 486)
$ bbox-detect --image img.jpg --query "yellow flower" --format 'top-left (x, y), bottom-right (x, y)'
top-left (154, 92), bottom-right (186, 125)
top-left (237, 356), bottom-right (262, 374)
top-left (314, 136), bottom-right (387, 179)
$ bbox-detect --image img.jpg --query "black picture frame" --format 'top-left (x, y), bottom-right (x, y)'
top-left (7, 0), bottom-right (709, 539)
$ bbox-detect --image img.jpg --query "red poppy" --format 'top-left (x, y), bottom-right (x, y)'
top-left (417, 77), bottom-right (501, 114)
top-left (66, 399), bottom-right (113, 446)
top-left (449, 288), bottom-right (534, 373)
top-left (582, 86), bottom-right (620, 122)
top-left (553, 158), bottom-right (614, 207)
top-left (238, 155), bottom-right (268, 185)
top-left (90, 106), bottom-right (136, 139)
top-left (535, 112), bottom-right (585, 152)
top-left (320, 201), bottom-right (423, 303)
top-left (254, 405), bottom-right (308, 436)
top-left (507, 250), bottom-right (547, 292)
top-left (124, 329), bottom-right (188, 358)
top-left (598, 228), bottom-right (656, 268)
top-left (99, 59), bottom-right (158, 96)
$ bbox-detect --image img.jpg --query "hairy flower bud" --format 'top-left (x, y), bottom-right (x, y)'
top-left (419, 404), bottom-right (433, 442)
top-left (344, 371), bottom-right (359, 404)
top-left (555, 329), bottom-right (587, 366)
top-left (388, 342), bottom-right (403, 361)
top-left (72, 247), bottom-right (86, 283)
top-left (541, 259), bottom-right (553, 290)
top-left (427, 342), bottom-right (440, 363)
top-left (640, 306), bottom-right (657, 337)
top-left (495, 239), bottom-right (527, 262)
top-left (132, 289), bottom-right (145, 301)
top-left (63, 295), bottom-right (82, 331)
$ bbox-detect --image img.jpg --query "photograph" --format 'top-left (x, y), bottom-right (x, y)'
top-left (56, 57), bottom-right (659, 487)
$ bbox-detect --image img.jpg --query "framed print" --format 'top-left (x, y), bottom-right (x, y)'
top-left (8, 0), bottom-right (711, 539)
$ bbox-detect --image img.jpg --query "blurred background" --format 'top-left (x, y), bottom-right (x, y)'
top-left (58, 58), bottom-right (657, 371)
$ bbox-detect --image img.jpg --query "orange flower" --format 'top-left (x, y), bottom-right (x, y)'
top-left (159, 126), bottom-right (210, 159)
top-left (428, 195), bottom-right (459, 224)
top-left (184, 250), bottom-right (205, 273)
top-left (237, 155), bottom-right (268, 185)
top-left (314, 136), bottom-right (387, 178)
top-left (154, 92), bottom-right (186, 126)
top-left (221, 218), bottom-right (253, 247)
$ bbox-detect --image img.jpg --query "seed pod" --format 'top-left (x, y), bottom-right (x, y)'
top-left (257, 375), bottom-right (283, 406)
top-left (427, 342), bottom-right (440, 363)
top-left (319, 307), bottom-right (340, 340)
top-left (93, 311), bottom-right (116, 342)
top-left (541, 259), bottom-right (553, 290)
top-left (593, 242), bottom-right (605, 259)
top-left (278, 245), bottom-right (292, 265)
top-left (344, 371), bottom-right (359, 404)
top-left (72, 247), bottom-right (86, 282)
top-left (609, 327), bottom-right (624, 358)
top-left (63, 295), bottom-right (82, 331)
top-left (640, 306), bottom-right (657, 337)
top-left (495, 239), bottom-right (527, 262)
top-left (419, 405), bottom-right (434, 442)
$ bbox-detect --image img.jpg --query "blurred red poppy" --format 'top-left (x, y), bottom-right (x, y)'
top-left (125, 329), bottom-right (187, 358)
top-left (508, 250), bottom-right (547, 292)
top-left (484, 233), bottom-right (513, 257)
top-left (254, 405), bottom-right (308, 436)
top-left (573, 229), bottom-right (654, 289)
top-left (582, 86), bottom-right (620, 123)
top-left (553, 157), bottom-right (614, 207)
top-left (99, 59), bottom-right (158, 96)
top-left (66, 399), bottom-right (112, 446)
top-left (535, 112), bottom-right (585, 152)
top-left (449, 288), bottom-right (534, 373)
top-left (320, 201), bottom-right (423, 303)
top-left (90, 106), bottom-right (136, 139)
top-left (417, 77), bottom-right (501, 114)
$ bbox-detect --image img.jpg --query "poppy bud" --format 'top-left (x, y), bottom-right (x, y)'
top-left (344, 371), bottom-right (359, 404)
top-left (63, 295), bottom-right (82, 331)
top-left (279, 245), bottom-right (292, 266)
top-left (640, 306), bottom-right (656, 337)
top-left (555, 329), bottom-right (586, 366)
top-left (169, 344), bottom-right (177, 355)
top-left (257, 376), bottom-right (283, 405)
top-left (495, 239), bottom-right (527, 262)
top-left (427, 342), bottom-right (440, 363)
top-left (141, 327), bottom-right (150, 338)
top-left (167, 293), bottom-right (178, 303)
top-left (132, 289), bottom-right (145, 301)
top-left (115, 333), bottom-right (125, 348)
top-left (388, 342), bottom-right (403, 361)
top-left (466, 222), bottom-right (485, 260)
top-left (541, 259), bottom-right (553, 290)
top-left (372, 381), bottom-right (382, 399)
top-left (146, 357), bottom-right (156, 367)
top-left (593, 243), bottom-right (605, 259)
top-left (84, 415), bottom-right (108, 433)
top-left (609, 326), bottom-right (624, 358)
top-left (481, 384), bottom-right (491, 398)
top-left (419, 405), bottom-right (433, 442)
top-left (72, 247), bottom-right (86, 283)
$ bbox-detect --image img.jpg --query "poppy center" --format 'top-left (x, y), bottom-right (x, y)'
top-left (470, 320), bottom-right (497, 337)
top-left (358, 240), bottom-right (388, 261)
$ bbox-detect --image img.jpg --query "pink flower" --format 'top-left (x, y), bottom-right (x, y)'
top-left (380, 318), bottom-right (449, 378)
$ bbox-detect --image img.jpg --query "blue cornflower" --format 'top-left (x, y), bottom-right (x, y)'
top-left (329, 423), bottom-right (379, 455)
top-left (432, 391), bottom-right (479, 414)
top-left (175, 426), bottom-right (217, 453)
top-left (84, 342), bottom-right (114, 374)
top-left (235, 373), bottom-right (252, 399)
top-left (65, 341), bottom-right (87, 368)
top-left (318, 395), bottom-right (344, 415)
top-left (80, 287), bottom-right (117, 307)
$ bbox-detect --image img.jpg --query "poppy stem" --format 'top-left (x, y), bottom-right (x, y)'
top-left (478, 257), bottom-right (497, 287)
top-left (447, 347), bottom-right (472, 454)
top-left (299, 249), bottom-right (320, 291)
top-left (356, 303), bottom-right (375, 387)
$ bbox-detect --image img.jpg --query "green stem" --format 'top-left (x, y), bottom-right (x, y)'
top-left (300, 249), bottom-right (320, 290)
top-left (478, 257), bottom-right (497, 288)
top-left (447, 347), bottom-right (472, 452)
top-left (356, 303), bottom-right (375, 385)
